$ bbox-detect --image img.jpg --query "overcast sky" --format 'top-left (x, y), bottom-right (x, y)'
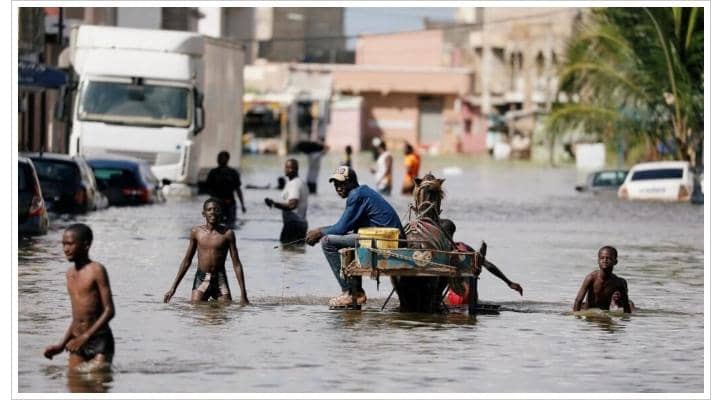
top-left (344, 7), bottom-right (456, 48)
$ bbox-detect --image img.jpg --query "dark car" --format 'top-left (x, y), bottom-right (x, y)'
top-left (575, 169), bottom-right (629, 194)
top-left (21, 152), bottom-right (104, 214)
top-left (87, 155), bottom-right (165, 206)
top-left (18, 157), bottom-right (49, 236)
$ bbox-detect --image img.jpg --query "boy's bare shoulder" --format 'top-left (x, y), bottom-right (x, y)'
top-left (88, 261), bottom-right (108, 275)
top-left (190, 225), bottom-right (207, 235)
top-left (586, 270), bottom-right (600, 279)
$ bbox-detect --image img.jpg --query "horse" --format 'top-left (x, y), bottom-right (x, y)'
top-left (391, 173), bottom-right (455, 313)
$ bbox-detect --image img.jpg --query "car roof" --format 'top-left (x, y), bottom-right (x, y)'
top-left (86, 153), bottom-right (147, 163)
top-left (592, 169), bottom-right (628, 175)
top-left (18, 156), bottom-right (32, 164)
top-left (629, 161), bottom-right (689, 171)
top-left (87, 157), bottom-right (145, 170)
top-left (20, 152), bottom-right (78, 162)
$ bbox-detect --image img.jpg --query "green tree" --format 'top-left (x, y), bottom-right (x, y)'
top-left (547, 7), bottom-right (703, 167)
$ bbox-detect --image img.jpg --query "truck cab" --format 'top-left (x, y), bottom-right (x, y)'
top-left (65, 25), bottom-right (206, 184)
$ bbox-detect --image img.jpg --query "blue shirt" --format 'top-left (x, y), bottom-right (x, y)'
top-left (322, 185), bottom-right (404, 236)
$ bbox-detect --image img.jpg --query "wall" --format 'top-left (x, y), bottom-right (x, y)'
top-left (331, 66), bottom-right (472, 96)
top-left (117, 7), bottom-right (161, 29)
top-left (356, 30), bottom-right (444, 67)
top-left (324, 97), bottom-right (363, 153)
top-left (362, 93), bottom-right (418, 150)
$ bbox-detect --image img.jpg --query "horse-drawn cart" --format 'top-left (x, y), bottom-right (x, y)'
top-left (339, 237), bottom-right (496, 315)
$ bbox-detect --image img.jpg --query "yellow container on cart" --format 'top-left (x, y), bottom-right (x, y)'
top-left (358, 227), bottom-right (400, 249)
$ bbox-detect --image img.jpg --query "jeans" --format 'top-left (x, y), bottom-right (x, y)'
top-left (321, 234), bottom-right (358, 292)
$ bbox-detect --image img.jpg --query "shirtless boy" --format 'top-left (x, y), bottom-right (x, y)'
top-left (164, 198), bottom-right (249, 304)
top-left (573, 246), bottom-right (632, 313)
top-left (44, 224), bottom-right (115, 372)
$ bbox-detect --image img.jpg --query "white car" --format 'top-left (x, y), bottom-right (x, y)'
top-left (618, 161), bottom-right (694, 201)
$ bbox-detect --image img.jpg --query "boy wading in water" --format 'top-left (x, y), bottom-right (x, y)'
top-left (164, 198), bottom-right (249, 304)
top-left (44, 224), bottom-right (115, 372)
top-left (573, 246), bottom-right (632, 313)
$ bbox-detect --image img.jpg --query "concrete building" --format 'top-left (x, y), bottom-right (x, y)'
top-left (459, 8), bottom-right (585, 156)
top-left (330, 29), bottom-right (474, 153)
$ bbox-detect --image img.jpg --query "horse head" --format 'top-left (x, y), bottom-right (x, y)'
top-left (412, 173), bottom-right (445, 222)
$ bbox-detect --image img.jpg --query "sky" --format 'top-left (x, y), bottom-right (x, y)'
top-left (344, 7), bottom-right (456, 49)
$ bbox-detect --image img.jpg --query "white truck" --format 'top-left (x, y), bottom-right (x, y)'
top-left (62, 25), bottom-right (244, 186)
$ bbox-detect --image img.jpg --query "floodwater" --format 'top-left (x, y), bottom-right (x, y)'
top-left (17, 154), bottom-right (705, 393)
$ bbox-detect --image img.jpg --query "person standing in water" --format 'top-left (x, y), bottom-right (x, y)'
top-left (205, 151), bottom-right (246, 226)
top-left (573, 246), bottom-right (632, 313)
top-left (164, 198), bottom-right (249, 304)
top-left (370, 140), bottom-right (393, 195)
top-left (265, 159), bottom-right (309, 246)
top-left (44, 224), bottom-right (116, 373)
top-left (401, 141), bottom-right (421, 195)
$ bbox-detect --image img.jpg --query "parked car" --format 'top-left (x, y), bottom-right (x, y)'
top-left (618, 161), bottom-right (694, 201)
top-left (21, 152), bottom-right (105, 214)
top-left (575, 169), bottom-right (628, 194)
top-left (87, 155), bottom-right (166, 206)
top-left (18, 157), bottom-right (49, 236)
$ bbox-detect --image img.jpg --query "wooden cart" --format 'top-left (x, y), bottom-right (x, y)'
top-left (339, 238), bottom-right (495, 315)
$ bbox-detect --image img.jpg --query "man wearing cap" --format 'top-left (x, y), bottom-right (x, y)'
top-left (305, 166), bottom-right (404, 307)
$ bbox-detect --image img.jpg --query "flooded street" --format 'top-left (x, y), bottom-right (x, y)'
top-left (17, 154), bottom-right (704, 393)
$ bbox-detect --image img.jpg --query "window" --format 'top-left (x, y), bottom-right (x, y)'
top-left (593, 171), bottom-right (622, 187)
top-left (79, 81), bottom-right (192, 128)
top-left (631, 168), bottom-right (684, 181)
top-left (32, 159), bottom-right (80, 183)
top-left (18, 163), bottom-right (31, 192)
top-left (92, 167), bottom-right (138, 188)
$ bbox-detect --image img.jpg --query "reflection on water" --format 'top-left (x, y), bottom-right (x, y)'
top-left (66, 370), bottom-right (113, 393)
top-left (40, 365), bottom-right (113, 393)
top-left (18, 155), bottom-right (704, 393)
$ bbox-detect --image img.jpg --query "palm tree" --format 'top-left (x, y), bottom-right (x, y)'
top-left (547, 7), bottom-right (703, 167)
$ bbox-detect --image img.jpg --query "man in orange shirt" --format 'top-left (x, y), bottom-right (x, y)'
top-left (402, 142), bottom-right (421, 195)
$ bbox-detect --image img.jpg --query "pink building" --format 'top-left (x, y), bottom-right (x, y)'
top-left (294, 30), bottom-right (478, 153)
top-left (348, 29), bottom-right (475, 153)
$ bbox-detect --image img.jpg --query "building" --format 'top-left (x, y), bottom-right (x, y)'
top-left (318, 29), bottom-right (474, 153)
top-left (458, 8), bottom-right (585, 156)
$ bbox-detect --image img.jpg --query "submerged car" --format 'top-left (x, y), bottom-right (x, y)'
top-left (18, 157), bottom-right (49, 236)
top-left (87, 155), bottom-right (165, 206)
top-left (575, 169), bottom-right (628, 194)
top-left (21, 152), bottom-right (105, 214)
top-left (618, 161), bottom-right (694, 201)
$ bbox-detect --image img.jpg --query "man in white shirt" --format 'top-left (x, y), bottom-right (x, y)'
top-left (265, 159), bottom-right (309, 246)
top-left (370, 140), bottom-right (393, 195)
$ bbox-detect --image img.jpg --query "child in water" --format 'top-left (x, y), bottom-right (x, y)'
top-left (164, 198), bottom-right (249, 304)
top-left (44, 224), bottom-right (115, 372)
top-left (439, 219), bottom-right (523, 305)
top-left (573, 246), bottom-right (632, 313)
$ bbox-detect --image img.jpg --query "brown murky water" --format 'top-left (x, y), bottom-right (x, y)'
top-left (17, 154), bottom-right (704, 393)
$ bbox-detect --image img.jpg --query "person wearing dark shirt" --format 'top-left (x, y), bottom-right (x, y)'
top-left (341, 145), bottom-right (353, 168)
top-left (305, 166), bottom-right (403, 307)
top-left (205, 151), bottom-right (246, 227)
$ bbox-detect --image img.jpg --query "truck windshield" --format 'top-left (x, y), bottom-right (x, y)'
top-left (79, 81), bottom-right (192, 127)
